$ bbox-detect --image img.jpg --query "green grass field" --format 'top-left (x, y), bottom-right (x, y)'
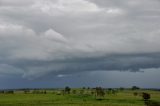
top-left (0, 89), bottom-right (159, 106)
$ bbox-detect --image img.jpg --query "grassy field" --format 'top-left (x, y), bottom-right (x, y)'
top-left (0, 89), bottom-right (159, 106)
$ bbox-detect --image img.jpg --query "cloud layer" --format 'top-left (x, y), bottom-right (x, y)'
top-left (0, 0), bottom-right (160, 79)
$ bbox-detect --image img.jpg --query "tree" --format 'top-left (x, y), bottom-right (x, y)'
top-left (95, 87), bottom-right (105, 100)
top-left (132, 86), bottom-right (140, 90)
top-left (142, 93), bottom-right (151, 106)
top-left (65, 86), bottom-right (71, 94)
top-left (43, 90), bottom-right (47, 94)
top-left (91, 90), bottom-right (95, 95)
top-left (111, 89), bottom-right (117, 95)
top-left (142, 92), bottom-right (150, 101)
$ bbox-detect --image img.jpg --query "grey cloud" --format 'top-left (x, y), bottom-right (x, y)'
top-left (0, 64), bottom-right (23, 75)
top-left (1, 53), bottom-right (160, 79)
top-left (0, 0), bottom-right (160, 79)
top-left (0, 0), bottom-right (34, 7)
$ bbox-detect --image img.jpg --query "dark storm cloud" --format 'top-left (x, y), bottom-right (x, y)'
top-left (1, 53), bottom-right (160, 79)
top-left (0, 0), bottom-right (160, 79)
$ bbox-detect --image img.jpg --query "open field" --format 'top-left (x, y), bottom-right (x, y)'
top-left (0, 89), bottom-right (159, 106)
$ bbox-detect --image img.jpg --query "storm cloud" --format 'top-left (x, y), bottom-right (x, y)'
top-left (0, 0), bottom-right (160, 79)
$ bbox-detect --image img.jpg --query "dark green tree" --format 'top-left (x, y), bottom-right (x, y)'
top-left (142, 92), bottom-right (150, 101)
top-left (95, 87), bottom-right (105, 100)
top-left (132, 86), bottom-right (140, 90)
top-left (65, 86), bottom-right (71, 94)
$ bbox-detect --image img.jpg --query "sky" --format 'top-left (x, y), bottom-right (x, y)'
top-left (0, 0), bottom-right (160, 89)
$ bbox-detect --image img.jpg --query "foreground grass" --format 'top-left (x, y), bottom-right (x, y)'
top-left (0, 90), bottom-right (159, 106)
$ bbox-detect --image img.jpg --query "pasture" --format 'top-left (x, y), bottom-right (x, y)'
top-left (0, 89), bottom-right (159, 106)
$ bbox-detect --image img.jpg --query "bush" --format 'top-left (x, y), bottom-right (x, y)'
top-left (5, 91), bottom-right (14, 94)
top-left (0, 91), bottom-right (4, 94)
top-left (24, 90), bottom-right (30, 94)
top-left (133, 92), bottom-right (138, 96)
top-left (32, 90), bottom-right (46, 94)
top-left (72, 90), bottom-right (77, 94)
